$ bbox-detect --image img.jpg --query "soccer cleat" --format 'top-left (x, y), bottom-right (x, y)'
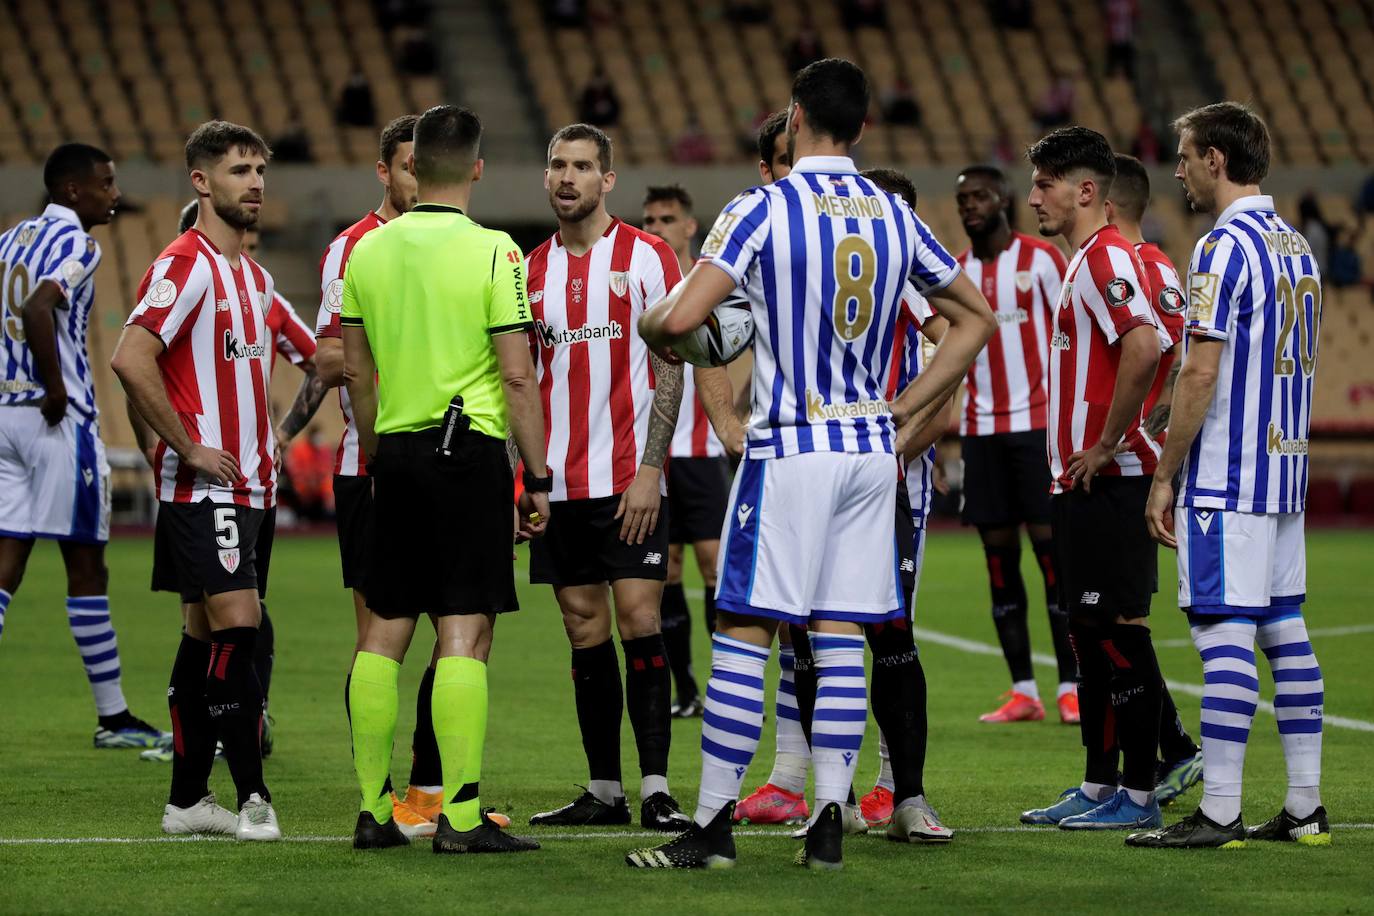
top-left (734, 783), bottom-right (809, 825)
top-left (859, 785), bottom-right (894, 827)
top-left (433, 812), bottom-right (540, 854)
top-left (529, 789), bottom-right (631, 826)
top-left (236, 793), bottom-right (281, 841)
top-left (1126, 807), bottom-right (1246, 848)
top-left (978, 691), bottom-right (1045, 723)
top-left (790, 803), bottom-right (867, 839)
top-left (392, 789), bottom-right (440, 839)
top-left (1246, 806), bottom-right (1331, 846)
top-left (260, 715), bottom-right (275, 759)
top-left (1057, 691), bottom-right (1080, 724)
top-left (626, 803), bottom-right (736, 869)
top-left (1058, 789), bottom-right (1162, 831)
top-left (162, 794), bottom-right (237, 835)
top-left (886, 796), bottom-right (954, 843)
top-left (94, 715), bottom-right (173, 749)
top-left (140, 747), bottom-right (173, 763)
top-left (670, 698), bottom-right (704, 719)
top-left (353, 810), bottom-right (409, 850)
top-left (482, 808), bottom-right (512, 829)
top-left (794, 802), bottom-right (844, 870)
top-left (1154, 750), bottom-right (1204, 807)
top-left (641, 792), bottom-right (691, 831)
top-left (1020, 787), bottom-right (1102, 825)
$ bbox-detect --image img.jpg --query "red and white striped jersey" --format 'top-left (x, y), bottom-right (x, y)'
top-left (957, 233), bottom-right (1066, 436)
top-left (314, 211), bottom-right (386, 477)
top-left (525, 218), bottom-right (682, 501)
top-left (266, 291), bottom-right (315, 371)
top-left (1135, 241), bottom-right (1185, 419)
top-left (670, 365), bottom-right (725, 459)
top-left (1047, 225), bottom-right (1171, 494)
top-left (127, 229), bottom-right (277, 508)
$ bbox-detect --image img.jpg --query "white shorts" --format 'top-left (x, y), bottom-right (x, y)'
top-left (0, 407), bottom-right (110, 544)
top-left (1175, 507), bottom-right (1305, 618)
top-left (715, 451), bottom-right (901, 625)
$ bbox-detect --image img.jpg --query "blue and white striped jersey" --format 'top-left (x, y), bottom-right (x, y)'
top-left (700, 155), bottom-right (961, 459)
top-left (0, 204), bottom-right (102, 419)
top-left (1180, 194), bottom-right (1319, 514)
top-left (888, 283), bottom-right (937, 527)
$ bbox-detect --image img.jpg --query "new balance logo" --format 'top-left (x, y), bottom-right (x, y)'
top-left (736, 503), bottom-right (754, 529)
top-left (900, 559), bottom-right (916, 573)
top-left (1081, 591), bottom-right (1100, 605)
top-left (534, 319), bottom-right (623, 349)
top-left (1195, 511), bottom-right (1215, 535)
top-left (643, 552), bottom-right (663, 566)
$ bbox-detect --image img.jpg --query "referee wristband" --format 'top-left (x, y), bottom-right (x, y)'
top-left (522, 469), bottom-right (553, 493)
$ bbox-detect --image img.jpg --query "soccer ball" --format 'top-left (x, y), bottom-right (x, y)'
top-left (674, 301), bottom-right (754, 367)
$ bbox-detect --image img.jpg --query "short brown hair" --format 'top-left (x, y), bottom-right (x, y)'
top-left (185, 120), bottom-right (271, 171)
top-left (860, 168), bottom-right (917, 210)
top-left (1172, 102), bottom-right (1271, 186)
top-left (379, 114), bottom-right (419, 168)
top-left (1108, 153), bottom-right (1150, 222)
top-left (757, 110), bottom-right (788, 165)
top-left (548, 123), bottom-right (613, 173)
top-left (643, 184), bottom-right (693, 212)
top-left (413, 105), bottom-right (482, 185)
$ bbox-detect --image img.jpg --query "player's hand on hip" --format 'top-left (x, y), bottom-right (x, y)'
top-left (272, 426), bottom-right (287, 471)
top-left (615, 466), bottom-right (661, 545)
top-left (40, 388), bottom-right (67, 426)
top-left (184, 444), bottom-right (240, 487)
top-left (518, 490), bottom-right (550, 539)
top-left (932, 460), bottom-right (950, 495)
top-left (1066, 441), bottom-right (1114, 493)
top-left (1145, 476), bottom-right (1178, 549)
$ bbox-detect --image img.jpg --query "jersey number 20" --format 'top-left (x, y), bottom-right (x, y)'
top-left (1274, 275), bottom-right (1319, 377)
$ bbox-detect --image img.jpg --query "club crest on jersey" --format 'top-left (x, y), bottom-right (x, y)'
top-left (571, 277), bottom-right (584, 304)
top-left (1105, 277), bottom-right (1135, 308)
top-left (325, 278), bottom-right (344, 313)
top-left (223, 330), bottom-right (267, 361)
top-left (218, 548), bottom-right (241, 573)
top-left (1059, 281), bottom-right (1072, 310)
top-left (144, 277), bottom-right (178, 309)
top-left (1158, 286), bottom-right (1185, 314)
top-left (609, 271), bottom-right (629, 298)
top-left (1014, 270), bottom-right (1033, 293)
top-left (59, 258), bottom-right (86, 288)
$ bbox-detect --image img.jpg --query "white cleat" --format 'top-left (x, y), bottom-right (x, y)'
top-left (886, 795), bottom-right (953, 844)
top-left (162, 794), bottom-right (237, 836)
top-left (236, 793), bottom-right (281, 841)
top-left (790, 803), bottom-right (868, 839)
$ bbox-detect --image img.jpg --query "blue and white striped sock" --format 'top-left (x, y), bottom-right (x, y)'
top-left (765, 644), bottom-right (810, 795)
top-left (0, 588), bottom-right (10, 643)
top-left (1191, 617), bottom-right (1259, 825)
top-left (695, 633), bottom-right (769, 827)
top-left (811, 632), bottom-right (867, 811)
top-left (67, 596), bottom-right (128, 717)
top-left (1257, 612), bottom-right (1324, 818)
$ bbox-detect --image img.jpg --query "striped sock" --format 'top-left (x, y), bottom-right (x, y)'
top-left (695, 633), bottom-right (769, 827)
top-left (811, 632), bottom-right (867, 811)
top-left (0, 588), bottom-right (10, 642)
top-left (1191, 616), bottom-right (1259, 825)
top-left (766, 644), bottom-right (810, 794)
top-left (67, 596), bottom-right (128, 716)
top-left (1257, 612), bottom-right (1324, 819)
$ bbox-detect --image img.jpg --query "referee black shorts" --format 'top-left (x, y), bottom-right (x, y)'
top-left (365, 428), bottom-right (518, 619)
top-left (961, 429), bottom-right (1053, 529)
top-left (667, 456), bottom-right (731, 545)
top-left (333, 474), bottom-right (372, 591)
top-left (1050, 476), bottom-right (1157, 623)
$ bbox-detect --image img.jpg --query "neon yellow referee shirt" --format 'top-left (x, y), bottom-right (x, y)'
top-left (340, 204), bottom-right (532, 439)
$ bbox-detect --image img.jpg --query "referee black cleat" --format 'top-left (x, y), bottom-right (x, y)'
top-left (353, 811), bottom-right (409, 850)
top-left (626, 803), bottom-right (736, 869)
top-left (1125, 807), bottom-right (1246, 849)
top-left (1246, 806), bottom-right (1331, 846)
top-left (641, 792), bottom-right (691, 831)
top-left (794, 802), bottom-right (844, 870)
top-left (433, 813), bottom-right (540, 854)
top-left (529, 788), bottom-right (631, 827)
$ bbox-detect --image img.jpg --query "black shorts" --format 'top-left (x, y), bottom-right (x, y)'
top-left (333, 474), bottom-right (371, 591)
top-left (1050, 476), bottom-right (1157, 622)
top-left (151, 501), bottom-right (268, 603)
top-left (667, 456), bottom-right (731, 544)
top-left (961, 429), bottom-right (1053, 528)
top-left (365, 429), bottom-right (517, 619)
top-left (529, 494), bottom-right (671, 586)
top-left (895, 482), bottom-right (916, 616)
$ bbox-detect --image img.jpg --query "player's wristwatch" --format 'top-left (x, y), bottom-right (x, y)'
top-left (522, 468), bottom-right (554, 493)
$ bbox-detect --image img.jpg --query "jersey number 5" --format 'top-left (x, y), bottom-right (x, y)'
top-left (833, 236), bottom-right (876, 342)
top-left (2, 260), bottom-right (31, 343)
top-left (1274, 275), bottom-right (1319, 377)
top-left (214, 507), bottom-right (240, 549)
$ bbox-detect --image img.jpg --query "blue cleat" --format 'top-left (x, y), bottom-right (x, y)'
top-left (1059, 790), bottom-right (1163, 831)
top-left (1155, 751), bottom-right (1203, 807)
top-left (93, 717), bottom-right (172, 750)
top-left (1020, 787), bottom-right (1101, 825)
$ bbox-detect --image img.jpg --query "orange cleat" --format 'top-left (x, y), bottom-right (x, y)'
top-left (978, 690), bottom-right (1045, 723)
top-left (733, 783), bottom-right (809, 825)
top-left (392, 787), bottom-right (442, 839)
top-left (859, 785), bottom-right (894, 828)
top-left (1057, 689), bottom-right (1080, 724)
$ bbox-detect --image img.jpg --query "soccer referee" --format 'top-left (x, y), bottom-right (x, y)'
top-left (340, 105), bottom-right (551, 854)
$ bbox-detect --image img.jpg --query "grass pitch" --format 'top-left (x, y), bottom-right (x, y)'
top-left (1, 529), bottom-right (1372, 914)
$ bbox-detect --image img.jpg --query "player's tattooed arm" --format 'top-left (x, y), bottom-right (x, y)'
top-left (277, 364), bottom-right (329, 443)
top-left (1143, 357), bottom-right (1181, 441)
top-left (643, 352), bottom-right (683, 470)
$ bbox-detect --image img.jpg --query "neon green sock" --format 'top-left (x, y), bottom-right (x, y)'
top-left (433, 656), bottom-right (488, 831)
top-left (349, 651), bottom-right (400, 823)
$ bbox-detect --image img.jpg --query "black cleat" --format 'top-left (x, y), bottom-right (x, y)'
top-left (529, 789), bottom-right (631, 826)
top-left (670, 698), bottom-right (704, 719)
top-left (352, 811), bottom-right (409, 850)
top-left (433, 813), bottom-right (540, 853)
top-left (641, 792), bottom-right (691, 831)
top-left (794, 802), bottom-right (844, 870)
top-left (1246, 806), bottom-right (1331, 846)
top-left (626, 803), bottom-right (736, 869)
top-left (1125, 807), bottom-right (1246, 849)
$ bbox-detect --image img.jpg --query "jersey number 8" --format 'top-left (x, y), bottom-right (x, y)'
top-left (832, 236), bottom-right (876, 342)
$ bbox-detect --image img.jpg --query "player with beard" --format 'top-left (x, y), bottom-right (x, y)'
top-left (113, 121), bottom-right (281, 840)
top-left (524, 124), bottom-right (689, 832)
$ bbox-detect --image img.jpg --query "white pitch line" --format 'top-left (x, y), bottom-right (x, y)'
top-left (913, 626), bottom-right (1374, 734)
top-left (1154, 624), bottom-right (1374, 649)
